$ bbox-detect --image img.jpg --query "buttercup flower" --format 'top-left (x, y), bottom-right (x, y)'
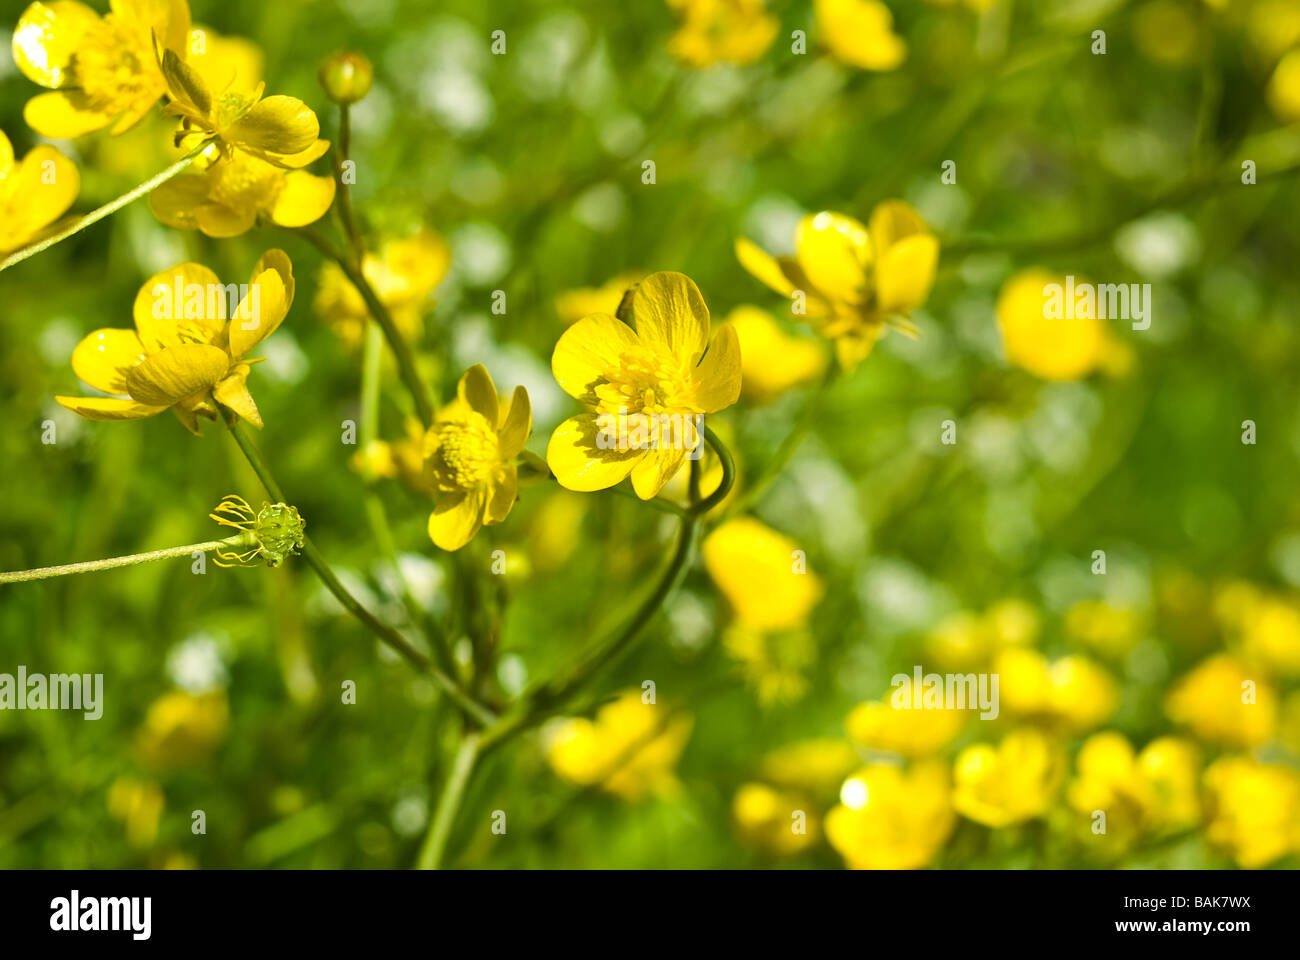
top-left (424, 364), bottom-right (531, 551)
top-left (703, 517), bottom-right (823, 631)
top-left (736, 202), bottom-right (938, 370)
top-left (1203, 756), bottom-right (1300, 868)
top-left (995, 268), bottom-right (1132, 381)
top-left (546, 689), bottom-right (693, 800)
top-left (953, 728), bottom-right (1065, 827)
top-left (1066, 732), bottom-right (1201, 846)
top-left (995, 648), bottom-right (1118, 733)
top-left (826, 760), bottom-right (955, 869)
top-left (56, 250), bottom-right (295, 434)
top-left (814, 0), bottom-right (907, 71)
top-left (13, 0), bottom-right (191, 138)
top-left (0, 129), bottom-right (80, 256)
top-left (846, 697), bottom-right (964, 756)
top-left (1164, 653), bottom-right (1277, 747)
top-left (136, 690), bottom-right (228, 770)
top-left (1065, 599), bottom-right (1144, 659)
top-left (666, 0), bottom-right (778, 68)
top-left (733, 783), bottom-right (818, 855)
top-left (725, 305), bottom-right (828, 402)
top-left (1214, 581), bottom-right (1300, 676)
top-left (756, 738), bottom-right (859, 793)
top-left (924, 598), bottom-right (1039, 669)
top-left (547, 271), bottom-right (741, 498)
top-left (723, 625), bottom-right (816, 706)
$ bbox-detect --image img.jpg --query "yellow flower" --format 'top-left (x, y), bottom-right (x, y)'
top-left (526, 490), bottom-right (586, 572)
top-left (733, 782), bottom-right (818, 855)
top-left (996, 649), bottom-right (1118, 732)
top-left (814, 0), bottom-right (907, 71)
top-left (953, 728), bottom-right (1064, 828)
top-left (1065, 599), bottom-right (1143, 658)
top-left (924, 599), bottom-right (1039, 669)
top-left (185, 25), bottom-right (263, 99)
top-left (756, 738), bottom-right (860, 793)
top-left (136, 690), bottom-right (228, 770)
top-left (314, 230), bottom-right (451, 348)
top-left (846, 698), bottom-right (965, 757)
top-left (1214, 582), bottom-right (1300, 676)
top-left (1067, 733), bottom-right (1201, 843)
top-left (826, 760), bottom-right (955, 868)
top-left (923, 0), bottom-right (996, 10)
top-left (726, 305), bottom-right (828, 402)
top-left (1249, 0), bottom-right (1300, 62)
top-left (554, 271), bottom-right (643, 326)
top-left (351, 417), bottom-right (432, 493)
top-left (107, 776), bottom-right (165, 848)
top-left (547, 271), bottom-right (742, 498)
top-left (0, 129), bottom-right (80, 256)
top-left (56, 250), bottom-right (293, 434)
top-left (703, 517), bottom-right (823, 631)
top-left (1137, 736), bottom-right (1202, 832)
top-left (13, 0), bottom-right (191, 138)
top-left (1165, 654), bottom-right (1277, 747)
top-left (736, 202), bottom-right (938, 370)
top-left (1203, 756), bottom-right (1300, 868)
top-left (666, 0), bottom-right (778, 67)
top-left (424, 364), bottom-right (531, 551)
top-left (546, 689), bottom-right (693, 801)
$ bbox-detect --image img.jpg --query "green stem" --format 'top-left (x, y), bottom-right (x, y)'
top-left (332, 104), bottom-right (364, 265)
top-left (416, 731), bottom-right (481, 870)
top-left (226, 419), bottom-right (494, 726)
top-left (0, 140), bottom-right (212, 274)
top-left (0, 533), bottom-right (253, 584)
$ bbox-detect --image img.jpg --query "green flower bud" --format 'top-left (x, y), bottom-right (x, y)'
top-left (318, 52), bottom-right (373, 105)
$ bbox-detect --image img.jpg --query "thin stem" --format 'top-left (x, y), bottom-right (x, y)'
top-left (0, 140), bottom-right (212, 274)
top-left (0, 534), bottom-right (252, 584)
top-left (226, 419), bottom-right (495, 726)
top-left (416, 731), bottom-right (481, 870)
top-left (332, 104), bottom-right (364, 265)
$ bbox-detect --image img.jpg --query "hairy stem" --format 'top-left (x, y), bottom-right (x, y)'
top-left (0, 533), bottom-right (253, 584)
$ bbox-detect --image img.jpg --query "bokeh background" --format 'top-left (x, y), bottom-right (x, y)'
top-left (2, 0), bottom-right (1300, 869)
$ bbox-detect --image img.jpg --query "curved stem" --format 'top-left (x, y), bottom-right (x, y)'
top-left (0, 533), bottom-right (252, 584)
top-left (226, 419), bottom-right (494, 726)
top-left (416, 731), bottom-right (481, 870)
top-left (331, 104), bottom-right (364, 265)
top-left (0, 140), bottom-right (212, 274)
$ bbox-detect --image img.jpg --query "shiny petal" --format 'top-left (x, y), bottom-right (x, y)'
top-left (868, 200), bottom-right (930, 258)
top-left (160, 47), bottom-right (210, 118)
top-left (0, 131), bottom-right (12, 177)
top-left (224, 96), bottom-right (319, 155)
top-left (12, 0), bottom-right (99, 88)
top-left (735, 237), bottom-right (796, 297)
top-left (147, 174), bottom-right (208, 230)
top-left (628, 271), bottom-right (710, 363)
top-left (55, 394), bottom-right (165, 421)
top-left (228, 261), bottom-right (288, 358)
top-left (546, 413), bottom-right (643, 492)
top-left (795, 211), bottom-right (871, 306)
top-left (630, 446), bottom-right (687, 500)
top-left (9, 146), bottom-right (79, 235)
top-left (71, 328), bottom-right (147, 394)
top-left (269, 170), bottom-right (335, 227)
top-left (24, 90), bottom-right (112, 138)
top-left (212, 366), bottom-right (262, 427)
top-left (125, 342), bottom-right (229, 406)
top-left (195, 202), bottom-right (256, 238)
top-left (497, 385), bottom-right (532, 459)
top-left (427, 487), bottom-right (485, 551)
top-left (457, 363), bottom-right (499, 425)
top-left (485, 464), bottom-right (518, 524)
top-left (875, 233), bottom-right (938, 314)
top-left (266, 138), bottom-right (330, 169)
top-left (693, 323), bottom-right (742, 413)
top-left (133, 262), bottom-right (224, 350)
top-left (551, 312), bottom-right (641, 402)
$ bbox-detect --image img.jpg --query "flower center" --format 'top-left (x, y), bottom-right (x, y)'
top-left (77, 18), bottom-right (160, 114)
top-left (208, 152), bottom-right (284, 213)
top-left (428, 414), bottom-right (499, 491)
top-left (594, 347), bottom-right (699, 417)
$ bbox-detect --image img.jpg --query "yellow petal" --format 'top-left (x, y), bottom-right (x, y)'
top-left (269, 170), bottom-right (335, 227)
top-left (268, 139), bottom-right (331, 169)
top-left (546, 413), bottom-right (644, 492)
top-left (796, 211), bottom-right (870, 306)
top-left (428, 487), bottom-right (486, 551)
top-left (187, 29), bottom-right (263, 97)
top-left (195, 202), bottom-right (257, 238)
top-left (8, 145), bottom-right (79, 237)
top-left (71, 328), bottom-right (147, 394)
top-left (703, 517), bottom-right (824, 630)
top-left (693, 323), bottom-right (742, 413)
top-left (24, 90), bottom-right (112, 138)
top-left (225, 96), bottom-right (319, 155)
top-left (629, 271), bottom-right (710, 363)
top-left (868, 199), bottom-right (930, 258)
top-left (630, 446), bottom-right (687, 500)
top-left (111, 0), bottom-right (190, 51)
top-left (133, 262), bottom-right (225, 350)
top-left (212, 366), bottom-right (262, 427)
top-left (815, 0), bottom-right (907, 71)
top-left (0, 131), bottom-right (12, 177)
top-left (457, 364), bottom-right (499, 425)
top-left (485, 464), bottom-right (518, 524)
top-left (125, 343), bottom-right (229, 406)
top-left (735, 237), bottom-right (796, 297)
top-left (497, 385), bottom-right (532, 459)
top-left (875, 233), bottom-right (938, 314)
top-left (252, 247), bottom-right (295, 312)
top-left (160, 47), bottom-right (211, 118)
top-left (56, 395), bottom-right (165, 421)
top-left (228, 264), bottom-right (288, 358)
top-left (551, 312), bottom-right (641, 403)
top-left (147, 174), bottom-right (208, 230)
top-left (13, 0), bottom-right (99, 88)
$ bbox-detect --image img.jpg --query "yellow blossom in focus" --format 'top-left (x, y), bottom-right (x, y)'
top-left (314, 230), bottom-right (451, 348)
top-left (846, 698), bottom-right (965, 756)
top-left (814, 0), bottom-right (907, 71)
top-left (953, 728), bottom-right (1065, 828)
top-left (0, 129), bottom-right (80, 256)
top-left (424, 365), bottom-right (531, 551)
top-left (996, 648), bottom-right (1118, 732)
top-left (546, 689), bottom-right (693, 800)
top-left (13, 0), bottom-right (191, 138)
top-left (107, 775), bottom-right (164, 848)
top-left (547, 271), bottom-right (741, 498)
top-left (666, 0), bottom-right (778, 68)
top-left (723, 625), bottom-right (816, 705)
top-left (725, 305), bottom-right (828, 402)
top-left (733, 782), bottom-right (818, 855)
top-left (996, 269), bottom-right (1133, 381)
top-left (1203, 756), bottom-right (1300, 868)
top-left (756, 738), bottom-right (860, 793)
top-left (1165, 654), bottom-right (1277, 747)
top-left (136, 690), bottom-right (228, 770)
top-left (826, 760), bottom-right (955, 869)
top-left (56, 250), bottom-right (295, 434)
top-left (703, 517), bottom-right (823, 631)
top-left (737, 202), bottom-right (938, 370)
top-left (1065, 599), bottom-right (1143, 658)
top-left (554, 271), bottom-right (643, 325)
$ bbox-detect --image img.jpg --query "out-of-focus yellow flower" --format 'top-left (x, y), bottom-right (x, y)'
top-left (554, 271), bottom-right (643, 326)
top-left (547, 271), bottom-right (741, 498)
top-left (1065, 599), bottom-right (1143, 658)
top-left (1267, 47), bottom-right (1300, 122)
top-left (1248, 0), bottom-right (1300, 62)
top-left (1203, 756), bottom-right (1300, 868)
top-left (995, 648), bottom-right (1118, 732)
top-left (1214, 581), bottom-right (1300, 676)
top-left (314, 231), bottom-right (450, 348)
top-left (953, 728), bottom-right (1064, 827)
top-left (107, 776), bottom-right (164, 848)
top-left (723, 625), bottom-right (816, 705)
top-left (996, 269), bottom-right (1132, 381)
top-left (1067, 733), bottom-right (1201, 844)
top-left (547, 690), bottom-right (693, 800)
top-left (757, 738), bottom-right (860, 793)
top-left (925, 599), bottom-right (1040, 669)
top-left (733, 782), bottom-right (818, 855)
top-left (737, 202), bottom-right (937, 370)
top-left (0, 129), bottom-right (79, 256)
top-left (846, 698), bottom-right (965, 756)
top-left (1165, 654), bottom-right (1277, 747)
top-left (350, 418), bottom-right (432, 493)
top-left (666, 0), bottom-right (778, 67)
top-left (13, 0), bottom-right (191, 138)
top-left (186, 25), bottom-right (263, 97)
top-left (923, 0), bottom-right (996, 11)
top-left (1137, 736), bottom-right (1202, 832)
top-left (725, 305), bottom-right (828, 402)
top-left (56, 250), bottom-right (294, 434)
top-left (814, 0), bottom-right (906, 71)
top-left (1134, 0), bottom-right (1202, 67)
top-left (424, 365), bottom-right (531, 551)
top-left (826, 760), bottom-right (955, 868)
top-left (703, 517), bottom-right (823, 631)
top-left (526, 490), bottom-right (586, 572)
top-left (136, 690), bottom-right (228, 770)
